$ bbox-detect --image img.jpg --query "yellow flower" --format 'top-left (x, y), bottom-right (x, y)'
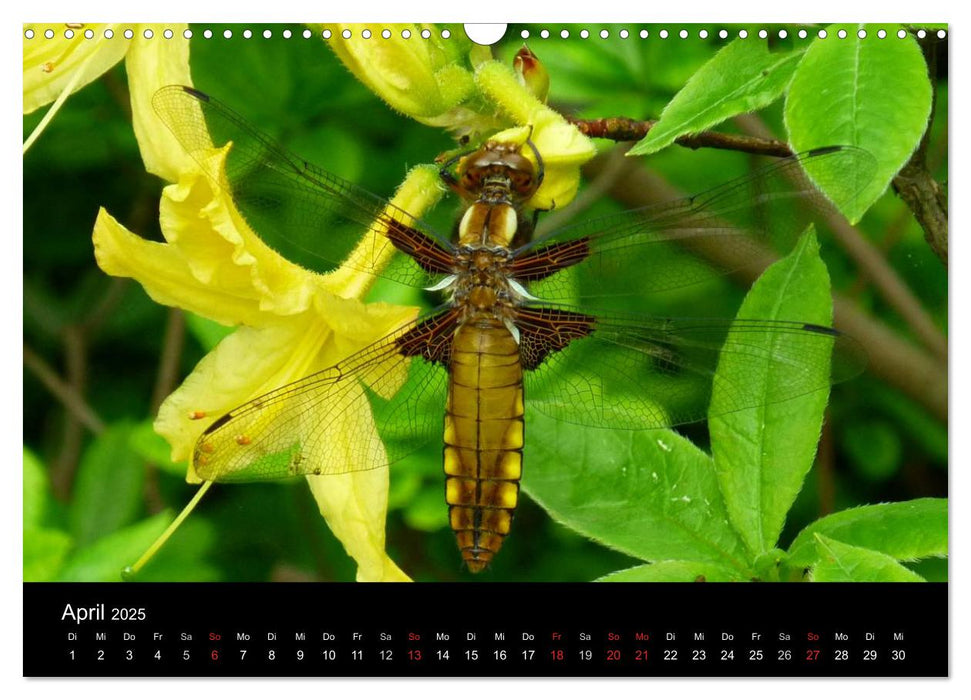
top-left (92, 38), bottom-right (443, 581)
top-left (474, 60), bottom-right (597, 211)
top-left (325, 25), bottom-right (596, 210)
top-left (94, 26), bottom-right (593, 581)
top-left (322, 23), bottom-right (479, 125)
top-left (23, 23), bottom-right (187, 153)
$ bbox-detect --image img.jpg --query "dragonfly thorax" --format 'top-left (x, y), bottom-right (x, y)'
top-left (447, 140), bottom-right (542, 251)
top-left (448, 245), bottom-right (524, 321)
top-left (458, 200), bottom-right (520, 247)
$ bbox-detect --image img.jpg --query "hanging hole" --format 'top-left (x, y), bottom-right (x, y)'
top-left (464, 24), bottom-right (507, 46)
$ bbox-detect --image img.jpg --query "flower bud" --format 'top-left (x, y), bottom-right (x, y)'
top-left (513, 45), bottom-right (550, 103)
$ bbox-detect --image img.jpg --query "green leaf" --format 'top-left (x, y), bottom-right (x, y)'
top-left (23, 447), bottom-right (52, 529)
top-left (630, 39), bottom-right (804, 155)
top-left (810, 534), bottom-right (925, 582)
top-left (129, 420), bottom-right (185, 478)
top-left (788, 498), bottom-right (947, 567)
top-left (522, 412), bottom-right (750, 572)
top-left (57, 512), bottom-right (173, 582)
top-left (24, 527), bottom-right (74, 581)
top-left (133, 517), bottom-right (222, 582)
top-left (24, 448), bottom-right (73, 581)
top-left (785, 24), bottom-right (933, 222)
top-left (752, 548), bottom-right (791, 582)
top-left (68, 422), bottom-right (146, 547)
top-left (710, 228), bottom-right (832, 556)
top-left (597, 560), bottom-right (744, 582)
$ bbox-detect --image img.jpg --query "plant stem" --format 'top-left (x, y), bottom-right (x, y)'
top-left (23, 343), bottom-right (104, 435)
top-left (891, 34), bottom-right (948, 264)
top-left (568, 116), bottom-right (794, 158)
top-left (570, 63), bottom-right (949, 266)
top-left (125, 481), bottom-right (214, 579)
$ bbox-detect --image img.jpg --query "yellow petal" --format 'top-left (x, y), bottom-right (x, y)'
top-left (107, 52), bottom-right (443, 580)
top-left (155, 295), bottom-right (415, 581)
top-left (325, 23), bottom-right (474, 122)
top-left (23, 23), bottom-right (129, 114)
top-left (307, 472), bottom-right (411, 582)
top-left (158, 161), bottom-right (320, 319)
top-left (298, 354), bottom-right (413, 582)
top-left (93, 207), bottom-right (268, 327)
top-left (156, 296), bottom-right (414, 463)
top-left (157, 320), bottom-right (322, 468)
top-left (126, 23), bottom-right (193, 182)
top-left (527, 115), bottom-right (598, 210)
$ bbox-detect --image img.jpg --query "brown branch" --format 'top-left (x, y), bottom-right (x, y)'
top-left (142, 308), bottom-right (187, 514)
top-left (79, 277), bottom-right (129, 337)
top-left (571, 46), bottom-right (949, 265)
top-left (568, 116), bottom-right (794, 158)
top-left (582, 154), bottom-right (947, 422)
top-left (894, 162), bottom-right (947, 265)
top-left (150, 308), bottom-right (186, 413)
top-left (825, 194), bottom-right (947, 361)
top-left (50, 325), bottom-right (90, 499)
top-left (845, 204), bottom-right (915, 298)
top-left (24, 343), bottom-right (105, 436)
top-left (891, 35), bottom-right (948, 265)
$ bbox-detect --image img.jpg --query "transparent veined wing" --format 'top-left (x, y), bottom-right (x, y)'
top-left (152, 85), bottom-right (456, 289)
top-left (511, 146), bottom-right (876, 312)
top-left (191, 308), bottom-right (460, 483)
top-left (515, 307), bottom-right (865, 430)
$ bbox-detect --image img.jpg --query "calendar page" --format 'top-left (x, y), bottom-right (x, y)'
top-left (22, 20), bottom-right (949, 678)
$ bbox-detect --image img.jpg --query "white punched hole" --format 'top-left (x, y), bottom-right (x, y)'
top-left (464, 24), bottom-right (506, 46)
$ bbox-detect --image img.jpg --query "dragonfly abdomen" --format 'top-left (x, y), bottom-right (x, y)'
top-left (444, 321), bottom-right (524, 573)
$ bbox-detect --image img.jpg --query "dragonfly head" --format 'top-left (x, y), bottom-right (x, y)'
top-left (456, 141), bottom-right (539, 204)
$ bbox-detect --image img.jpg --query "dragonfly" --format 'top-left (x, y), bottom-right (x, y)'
top-left (153, 85), bottom-right (872, 573)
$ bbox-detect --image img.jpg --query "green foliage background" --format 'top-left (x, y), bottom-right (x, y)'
top-left (23, 23), bottom-right (947, 582)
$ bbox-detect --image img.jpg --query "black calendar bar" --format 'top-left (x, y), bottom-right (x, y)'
top-left (24, 582), bottom-right (947, 677)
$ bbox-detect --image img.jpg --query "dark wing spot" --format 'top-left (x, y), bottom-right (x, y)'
top-left (517, 307), bottom-right (595, 370)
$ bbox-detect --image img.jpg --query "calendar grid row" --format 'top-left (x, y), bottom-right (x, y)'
top-left (25, 582), bottom-right (947, 677)
top-left (54, 630), bottom-right (916, 675)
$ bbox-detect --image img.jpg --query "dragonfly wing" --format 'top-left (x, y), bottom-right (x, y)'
top-left (517, 307), bottom-right (865, 430)
top-left (511, 147), bottom-right (876, 312)
top-left (192, 308), bottom-right (460, 483)
top-left (152, 85), bottom-right (455, 288)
